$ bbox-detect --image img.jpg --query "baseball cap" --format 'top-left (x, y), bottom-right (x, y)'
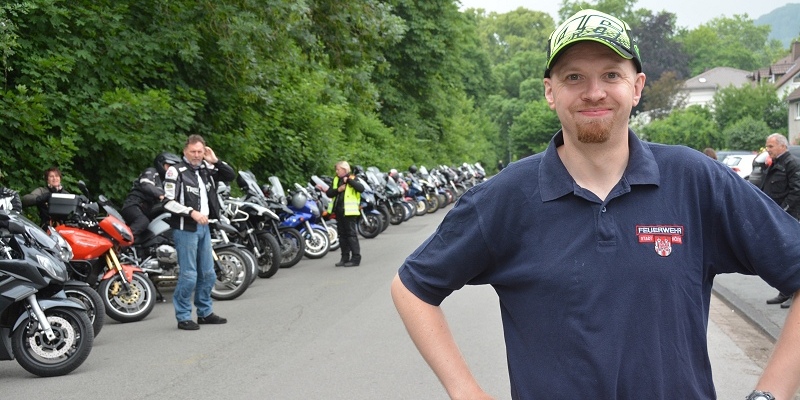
top-left (544, 9), bottom-right (641, 77)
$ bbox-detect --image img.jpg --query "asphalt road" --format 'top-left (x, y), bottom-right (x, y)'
top-left (0, 203), bottom-right (776, 399)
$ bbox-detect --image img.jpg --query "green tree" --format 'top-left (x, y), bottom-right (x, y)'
top-left (724, 116), bottom-right (771, 151)
top-left (639, 105), bottom-right (721, 150)
top-left (713, 84), bottom-right (787, 133)
top-left (677, 15), bottom-right (786, 76)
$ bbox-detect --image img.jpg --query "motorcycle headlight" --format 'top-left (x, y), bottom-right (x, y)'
top-left (48, 228), bottom-right (74, 262)
top-left (37, 254), bottom-right (68, 282)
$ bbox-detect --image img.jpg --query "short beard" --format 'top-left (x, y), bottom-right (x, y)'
top-left (576, 121), bottom-right (611, 144)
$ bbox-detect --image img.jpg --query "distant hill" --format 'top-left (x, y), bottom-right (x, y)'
top-left (754, 3), bottom-right (800, 48)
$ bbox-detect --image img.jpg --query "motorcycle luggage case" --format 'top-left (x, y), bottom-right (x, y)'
top-left (48, 193), bottom-right (80, 219)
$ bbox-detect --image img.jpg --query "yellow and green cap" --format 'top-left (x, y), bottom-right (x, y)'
top-left (544, 9), bottom-right (641, 77)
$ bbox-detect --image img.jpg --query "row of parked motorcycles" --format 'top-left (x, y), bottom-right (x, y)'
top-left (0, 161), bottom-right (485, 377)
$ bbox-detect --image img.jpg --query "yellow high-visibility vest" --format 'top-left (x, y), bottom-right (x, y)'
top-left (327, 176), bottom-right (361, 216)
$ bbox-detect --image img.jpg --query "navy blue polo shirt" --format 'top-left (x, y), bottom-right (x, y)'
top-left (398, 130), bottom-right (800, 399)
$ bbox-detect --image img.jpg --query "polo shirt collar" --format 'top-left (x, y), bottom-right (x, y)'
top-left (539, 129), bottom-right (660, 202)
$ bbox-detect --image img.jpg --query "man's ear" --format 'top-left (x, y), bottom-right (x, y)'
top-left (543, 78), bottom-right (556, 110)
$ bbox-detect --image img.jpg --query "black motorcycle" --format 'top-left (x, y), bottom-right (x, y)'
top-left (0, 211), bottom-right (94, 377)
top-left (119, 210), bottom-right (253, 302)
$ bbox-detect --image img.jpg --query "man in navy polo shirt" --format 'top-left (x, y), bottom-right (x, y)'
top-left (391, 9), bottom-right (800, 400)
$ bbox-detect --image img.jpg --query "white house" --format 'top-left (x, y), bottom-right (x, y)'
top-left (680, 67), bottom-right (752, 108)
top-left (751, 42), bottom-right (800, 144)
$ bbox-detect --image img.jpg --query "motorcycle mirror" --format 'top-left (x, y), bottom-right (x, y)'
top-left (77, 180), bottom-right (92, 198)
top-left (98, 194), bottom-right (108, 205)
top-left (7, 220), bottom-right (26, 235)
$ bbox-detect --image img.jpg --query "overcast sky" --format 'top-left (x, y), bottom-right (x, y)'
top-left (457, 0), bottom-right (798, 29)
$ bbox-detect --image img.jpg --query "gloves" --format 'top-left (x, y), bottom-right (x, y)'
top-left (36, 191), bottom-right (52, 204)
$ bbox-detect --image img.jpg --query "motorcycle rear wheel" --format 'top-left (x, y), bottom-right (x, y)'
top-left (12, 306), bottom-right (93, 377)
top-left (212, 247), bottom-right (252, 300)
top-left (255, 232), bottom-right (282, 279)
top-left (99, 271), bottom-right (156, 323)
top-left (64, 285), bottom-right (105, 338)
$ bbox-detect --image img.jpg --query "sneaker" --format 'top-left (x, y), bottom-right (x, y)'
top-left (197, 313), bottom-right (227, 324)
top-left (343, 261), bottom-right (360, 267)
top-left (335, 260), bottom-right (349, 267)
top-left (178, 320), bottom-right (200, 330)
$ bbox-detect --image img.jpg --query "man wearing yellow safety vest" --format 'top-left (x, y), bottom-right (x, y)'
top-left (324, 161), bottom-right (365, 267)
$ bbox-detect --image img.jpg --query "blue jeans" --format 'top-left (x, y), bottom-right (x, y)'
top-left (172, 224), bottom-right (216, 322)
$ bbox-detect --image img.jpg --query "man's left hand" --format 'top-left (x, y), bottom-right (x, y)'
top-left (204, 146), bottom-right (219, 164)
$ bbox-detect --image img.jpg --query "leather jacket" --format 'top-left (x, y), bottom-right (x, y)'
top-left (122, 167), bottom-right (165, 215)
top-left (0, 186), bottom-right (21, 212)
top-left (760, 151), bottom-right (800, 219)
top-left (163, 159), bottom-right (235, 231)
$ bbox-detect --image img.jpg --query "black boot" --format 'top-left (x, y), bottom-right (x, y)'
top-left (335, 257), bottom-right (350, 267)
top-left (767, 292), bottom-right (791, 304)
top-left (344, 255), bottom-right (361, 267)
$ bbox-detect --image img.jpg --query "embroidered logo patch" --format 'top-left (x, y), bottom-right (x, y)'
top-left (636, 225), bottom-right (684, 257)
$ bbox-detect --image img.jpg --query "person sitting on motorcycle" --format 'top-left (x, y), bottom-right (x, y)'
top-left (121, 152), bottom-right (182, 241)
top-left (0, 168), bottom-right (22, 212)
top-left (22, 166), bottom-right (69, 226)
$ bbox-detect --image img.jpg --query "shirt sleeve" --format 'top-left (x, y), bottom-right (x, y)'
top-left (398, 187), bottom-right (493, 305)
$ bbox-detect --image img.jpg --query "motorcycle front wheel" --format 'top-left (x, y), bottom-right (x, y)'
top-left (255, 232), bottom-right (282, 279)
top-left (12, 306), bottom-right (94, 377)
top-left (99, 271), bottom-right (157, 323)
top-left (358, 214), bottom-right (382, 239)
top-left (64, 285), bottom-right (106, 338)
top-left (278, 228), bottom-right (305, 268)
top-left (325, 221), bottom-right (340, 252)
top-left (211, 247), bottom-right (252, 300)
top-left (303, 228), bottom-right (330, 259)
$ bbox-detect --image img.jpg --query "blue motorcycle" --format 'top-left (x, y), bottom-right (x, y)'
top-left (268, 177), bottom-right (330, 259)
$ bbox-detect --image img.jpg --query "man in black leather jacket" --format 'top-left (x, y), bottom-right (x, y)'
top-left (761, 133), bottom-right (800, 308)
top-left (0, 168), bottom-right (22, 212)
top-left (121, 152), bottom-right (182, 240)
top-left (163, 134), bottom-right (235, 330)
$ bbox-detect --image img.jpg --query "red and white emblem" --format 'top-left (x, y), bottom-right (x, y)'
top-left (636, 225), bottom-right (684, 257)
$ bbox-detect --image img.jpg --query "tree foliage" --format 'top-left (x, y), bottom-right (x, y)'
top-left (0, 0), bottom-right (795, 203)
top-left (713, 84), bottom-right (788, 133)
top-left (639, 106), bottom-right (721, 150)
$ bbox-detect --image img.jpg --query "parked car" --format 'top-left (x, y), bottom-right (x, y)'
top-left (748, 145), bottom-right (800, 188)
top-left (722, 154), bottom-right (757, 179)
top-left (715, 150), bottom-right (752, 161)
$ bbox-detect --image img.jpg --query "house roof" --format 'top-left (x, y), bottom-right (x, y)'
top-left (787, 86), bottom-right (800, 102)
top-left (774, 58), bottom-right (800, 88)
top-left (683, 67), bottom-right (752, 90)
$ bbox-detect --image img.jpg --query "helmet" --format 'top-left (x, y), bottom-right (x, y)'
top-left (154, 152), bottom-right (182, 179)
top-left (290, 191), bottom-right (307, 209)
top-left (408, 165), bottom-right (417, 174)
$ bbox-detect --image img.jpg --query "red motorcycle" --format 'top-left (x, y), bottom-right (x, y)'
top-left (49, 184), bottom-right (156, 323)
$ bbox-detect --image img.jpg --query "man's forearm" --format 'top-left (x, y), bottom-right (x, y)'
top-left (390, 274), bottom-right (491, 399)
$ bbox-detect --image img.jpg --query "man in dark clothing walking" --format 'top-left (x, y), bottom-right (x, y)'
top-left (760, 133), bottom-right (800, 308)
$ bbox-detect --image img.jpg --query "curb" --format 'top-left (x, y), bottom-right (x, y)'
top-left (712, 284), bottom-right (780, 343)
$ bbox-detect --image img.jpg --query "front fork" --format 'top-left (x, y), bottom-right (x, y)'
top-left (104, 248), bottom-right (133, 293)
top-left (26, 295), bottom-right (56, 341)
